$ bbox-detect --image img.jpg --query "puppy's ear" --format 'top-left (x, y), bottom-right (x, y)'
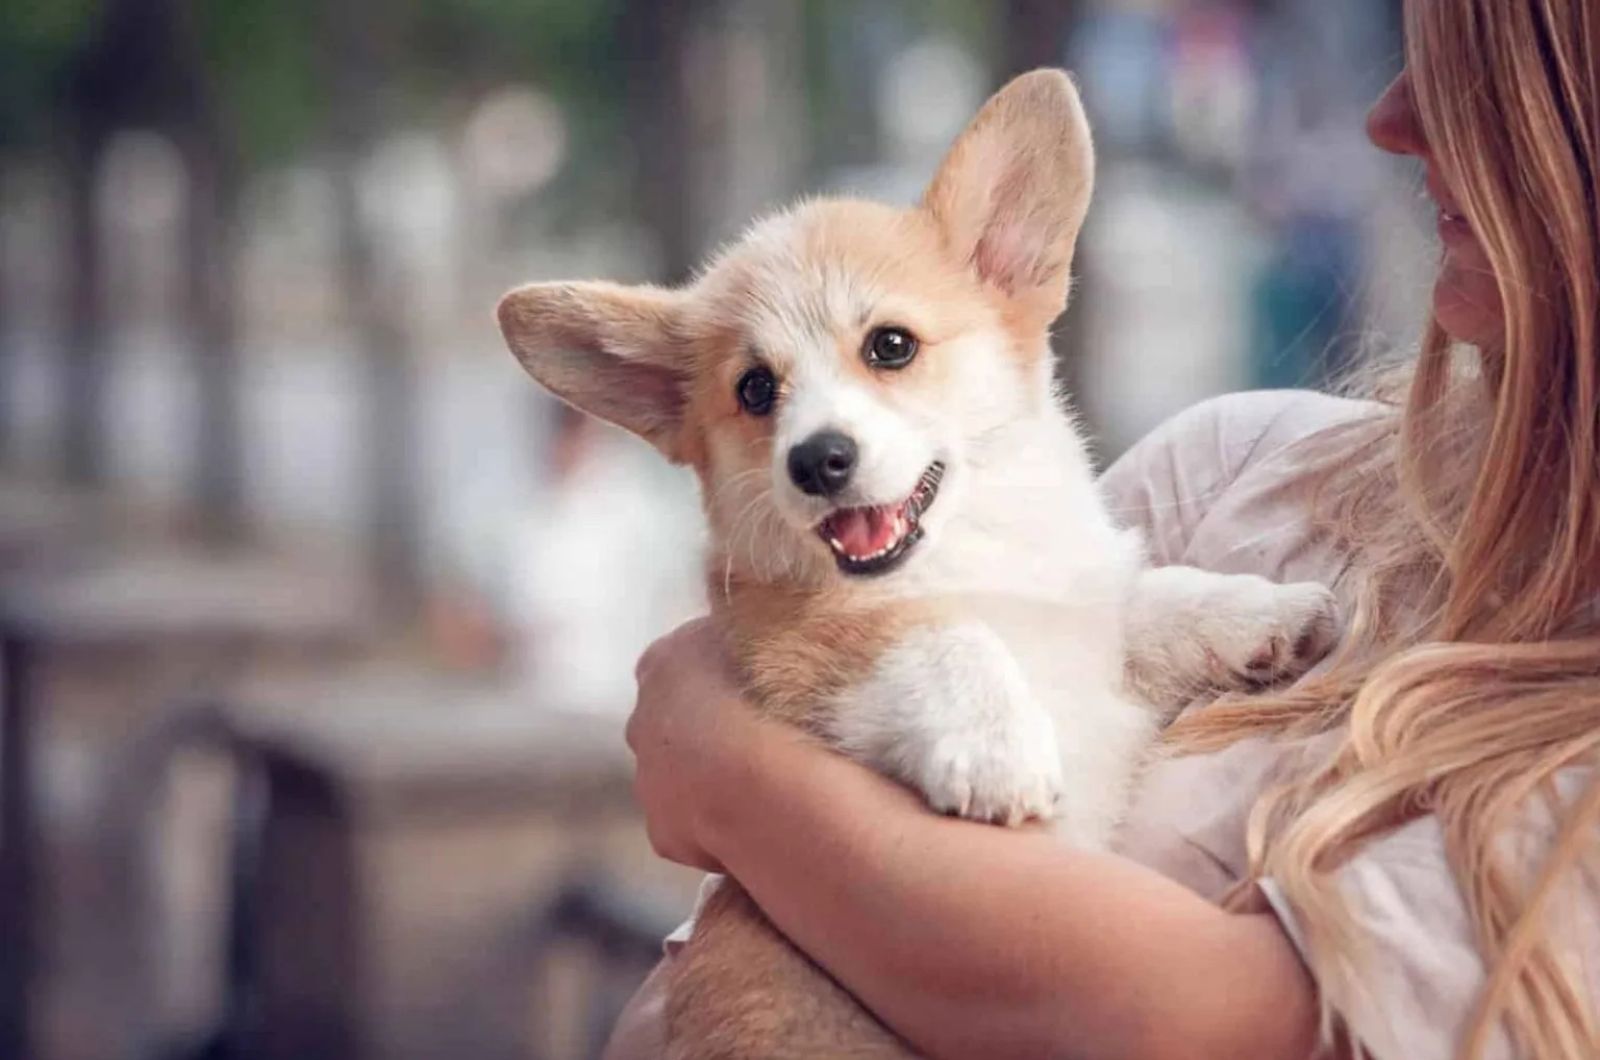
top-left (497, 281), bottom-right (691, 461)
top-left (921, 68), bottom-right (1095, 324)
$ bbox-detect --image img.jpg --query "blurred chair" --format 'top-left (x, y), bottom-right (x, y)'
top-left (521, 877), bottom-right (679, 1059)
top-left (0, 480), bottom-right (101, 576)
top-left (151, 675), bottom-right (691, 1060)
top-left (0, 545), bottom-right (372, 1060)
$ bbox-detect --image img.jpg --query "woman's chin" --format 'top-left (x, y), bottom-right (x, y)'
top-left (1433, 262), bottom-right (1505, 348)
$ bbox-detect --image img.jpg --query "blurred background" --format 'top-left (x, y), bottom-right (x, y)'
top-left (0, 1), bottom-right (1432, 1058)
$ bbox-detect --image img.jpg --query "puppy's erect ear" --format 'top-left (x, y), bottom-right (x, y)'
top-left (497, 281), bottom-right (690, 461)
top-left (921, 69), bottom-right (1095, 323)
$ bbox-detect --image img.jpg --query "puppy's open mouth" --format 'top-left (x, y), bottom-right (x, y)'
top-left (816, 462), bottom-right (945, 577)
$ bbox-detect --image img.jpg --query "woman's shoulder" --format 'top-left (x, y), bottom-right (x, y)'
top-left (1100, 389), bottom-right (1387, 572)
top-left (1105, 389), bottom-right (1383, 493)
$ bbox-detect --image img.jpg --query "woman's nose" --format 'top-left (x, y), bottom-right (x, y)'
top-left (1366, 71), bottom-right (1428, 158)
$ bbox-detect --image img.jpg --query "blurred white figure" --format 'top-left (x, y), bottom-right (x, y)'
top-left (512, 405), bottom-right (704, 714)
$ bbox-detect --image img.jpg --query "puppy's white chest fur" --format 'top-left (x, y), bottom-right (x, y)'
top-left (825, 412), bottom-right (1155, 848)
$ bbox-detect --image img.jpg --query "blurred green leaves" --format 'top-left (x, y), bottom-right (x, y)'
top-left (196, 0), bottom-right (627, 165)
top-left (191, 1), bottom-right (320, 164)
top-left (399, 0), bottom-right (630, 149)
top-left (0, 0), bottom-right (628, 161)
top-left (0, 0), bottom-right (999, 214)
top-left (407, 0), bottom-right (625, 90)
top-left (0, 0), bottom-right (102, 147)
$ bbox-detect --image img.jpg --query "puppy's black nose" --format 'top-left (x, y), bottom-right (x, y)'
top-left (788, 430), bottom-right (858, 497)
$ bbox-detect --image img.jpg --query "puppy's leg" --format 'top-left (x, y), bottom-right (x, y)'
top-left (666, 882), bottom-right (913, 1060)
top-left (829, 622), bottom-right (1063, 826)
top-left (1124, 566), bottom-right (1338, 716)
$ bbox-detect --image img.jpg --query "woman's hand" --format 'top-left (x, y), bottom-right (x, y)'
top-left (627, 617), bottom-right (780, 872)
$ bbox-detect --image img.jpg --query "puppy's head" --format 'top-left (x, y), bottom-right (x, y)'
top-left (499, 69), bottom-right (1094, 588)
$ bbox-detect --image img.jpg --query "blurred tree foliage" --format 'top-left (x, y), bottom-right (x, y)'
top-left (196, 0), bottom-right (631, 169)
top-left (4, 0), bottom-right (999, 166)
top-left (2, 0), bottom-right (1009, 228)
top-left (1, 0), bottom-right (628, 162)
top-left (189, 1), bottom-right (320, 165)
top-left (405, 0), bottom-right (626, 105)
top-left (401, 0), bottom-right (634, 224)
top-left (0, 0), bottom-right (102, 149)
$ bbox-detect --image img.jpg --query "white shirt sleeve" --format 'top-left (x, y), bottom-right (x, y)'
top-left (1260, 768), bottom-right (1600, 1060)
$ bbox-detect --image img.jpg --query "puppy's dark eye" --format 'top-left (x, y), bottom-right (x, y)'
top-left (863, 326), bottom-right (918, 369)
top-left (736, 365), bottom-right (778, 416)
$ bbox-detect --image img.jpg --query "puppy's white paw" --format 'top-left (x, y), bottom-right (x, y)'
top-left (831, 622), bottom-right (1065, 828)
top-left (1126, 568), bottom-right (1342, 712)
top-left (1207, 580), bottom-right (1339, 689)
top-left (907, 707), bottom-right (1064, 826)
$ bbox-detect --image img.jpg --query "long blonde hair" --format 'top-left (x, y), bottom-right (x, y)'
top-left (1169, 1), bottom-right (1600, 1056)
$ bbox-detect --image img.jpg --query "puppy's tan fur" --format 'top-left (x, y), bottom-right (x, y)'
top-left (666, 882), bottom-right (910, 1059)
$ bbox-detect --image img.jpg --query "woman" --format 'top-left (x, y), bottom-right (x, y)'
top-left (610, 0), bottom-right (1600, 1056)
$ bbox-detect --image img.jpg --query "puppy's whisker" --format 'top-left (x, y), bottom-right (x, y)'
top-left (709, 467), bottom-right (769, 509)
top-left (722, 488), bottom-right (775, 585)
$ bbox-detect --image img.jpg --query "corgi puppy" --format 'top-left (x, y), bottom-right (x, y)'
top-left (499, 69), bottom-right (1335, 1060)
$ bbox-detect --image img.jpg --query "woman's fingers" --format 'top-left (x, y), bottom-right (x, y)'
top-left (626, 614), bottom-right (745, 872)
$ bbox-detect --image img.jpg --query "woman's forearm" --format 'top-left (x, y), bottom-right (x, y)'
top-left (702, 725), bottom-right (1321, 1060)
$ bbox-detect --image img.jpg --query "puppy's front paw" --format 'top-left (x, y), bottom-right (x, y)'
top-left (907, 708), bottom-right (1063, 826)
top-left (1126, 567), bottom-right (1344, 714)
top-left (1207, 580), bottom-right (1338, 689)
top-left (830, 622), bottom-right (1064, 827)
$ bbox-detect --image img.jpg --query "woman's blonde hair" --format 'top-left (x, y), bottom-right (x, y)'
top-left (1169, 0), bottom-right (1600, 1056)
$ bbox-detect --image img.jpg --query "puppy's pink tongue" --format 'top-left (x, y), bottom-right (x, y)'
top-left (828, 506), bottom-right (898, 557)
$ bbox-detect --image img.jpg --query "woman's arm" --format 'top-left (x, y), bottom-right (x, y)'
top-left (629, 622), bottom-right (1322, 1060)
